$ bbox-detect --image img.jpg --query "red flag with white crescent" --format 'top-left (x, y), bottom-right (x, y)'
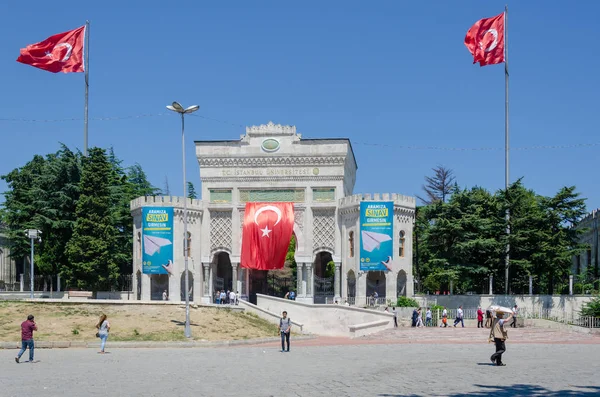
top-left (17, 26), bottom-right (85, 73)
top-left (464, 13), bottom-right (505, 67)
top-left (241, 202), bottom-right (294, 270)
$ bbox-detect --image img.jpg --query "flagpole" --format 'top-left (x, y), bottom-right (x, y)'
top-left (84, 20), bottom-right (90, 156)
top-left (504, 5), bottom-right (510, 295)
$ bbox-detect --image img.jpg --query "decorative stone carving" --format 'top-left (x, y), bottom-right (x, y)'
top-left (198, 156), bottom-right (346, 167)
top-left (246, 121), bottom-right (296, 136)
top-left (201, 175), bottom-right (344, 183)
top-left (294, 209), bottom-right (305, 232)
top-left (209, 210), bottom-right (232, 253)
top-left (312, 209), bottom-right (335, 252)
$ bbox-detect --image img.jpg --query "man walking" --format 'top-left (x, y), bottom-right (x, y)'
top-left (425, 307), bottom-right (432, 327)
top-left (278, 311), bottom-right (291, 352)
top-left (454, 306), bottom-right (464, 327)
top-left (489, 311), bottom-right (513, 366)
top-left (511, 305), bottom-right (518, 328)
top-left (15, 315), bottom-right (37, 363)
top-left (392, 307), bottom-right (398, 328)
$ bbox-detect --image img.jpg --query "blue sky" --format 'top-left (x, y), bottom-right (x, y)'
top-left (1, 1), bottom-right (599, 211)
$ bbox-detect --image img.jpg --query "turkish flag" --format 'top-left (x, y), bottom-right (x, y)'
top-left (241, 202), bottom-right (294, 270)
top-left (17, 26), bottom-right (85, 73)
top-left (464, 13), bottom-right (505, 67)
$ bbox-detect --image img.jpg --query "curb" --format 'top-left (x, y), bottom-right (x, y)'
top-left (0, 335), bottom-right (316, 349)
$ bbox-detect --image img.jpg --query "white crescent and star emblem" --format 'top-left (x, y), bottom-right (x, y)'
top-left (254, 205), bottom-right (282, 238)
top-left (479, 29), bottom-right (498, 53)
top-left (44, 43), bottom-right (73, 62)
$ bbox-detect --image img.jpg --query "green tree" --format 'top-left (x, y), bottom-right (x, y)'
top-left (187, 182), bottom-right (198, 199)
top-left (65, 148), bottom-right (119, 291)
top-left (127, 163), bottom-right (160, 197)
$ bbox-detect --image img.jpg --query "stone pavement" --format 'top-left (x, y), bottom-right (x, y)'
top-left (1, 328), bottom-right (599, 397)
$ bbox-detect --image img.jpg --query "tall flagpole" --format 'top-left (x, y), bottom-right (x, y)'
top-left (84, 20), bottom-right (90, 156)
top-left (504, 5), bottom-right (510, 295)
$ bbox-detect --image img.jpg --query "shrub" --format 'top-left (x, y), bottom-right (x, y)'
top-left (71, 329), bottom-right (79, 335)
top-left (580, 296), bottom-right (600, 317)
top-left (430, 304), bottom-right (444, 312)
top-left (396, 296), bottom-right (419, 307)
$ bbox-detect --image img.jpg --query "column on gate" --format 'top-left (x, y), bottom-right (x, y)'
top-left (334, 262), bottom-right (341, 299)
top-left (306, 263), bottom-right (313, 297)
top-left (296, 263), bottom-right (304, 296)
top-left (232, 263), bottom-right (238, 294)
top-left (141, 273), bottom-right (151, 300)
top-left (202, 262), bottom-right (211, 303)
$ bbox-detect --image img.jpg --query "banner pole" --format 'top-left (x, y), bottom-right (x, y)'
top-left (504, 5), bottom-right (510, 295)
top-left (84, 20), bottom-right (90, 156)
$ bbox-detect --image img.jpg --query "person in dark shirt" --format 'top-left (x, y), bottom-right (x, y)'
top-left (15, 314), bottom-right (37, 363)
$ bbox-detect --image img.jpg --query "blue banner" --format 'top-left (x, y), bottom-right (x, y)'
top-left (142, 207), bottom-right (173, 275)
top-left (359, 201), bottom-right (394, 271)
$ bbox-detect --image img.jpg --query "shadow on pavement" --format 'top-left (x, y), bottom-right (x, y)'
top-left (379, 384), bottom-right (600, 397)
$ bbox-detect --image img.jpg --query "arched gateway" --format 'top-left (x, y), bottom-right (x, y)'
top-left (130, 122), bottom-right (415, 304)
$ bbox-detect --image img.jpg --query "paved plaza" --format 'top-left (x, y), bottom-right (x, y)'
top-left (1, 328), bottom-right (599, 397)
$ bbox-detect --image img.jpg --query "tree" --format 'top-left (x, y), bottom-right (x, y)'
top-left (163, 176), bottom-right (170, 196)
top-left (187, 182), bottom-right (198, 199)
top-left (65, 148), bottom-right (119, 291)
top-left (127, 163), bottom-right (160, 197)
top-left (417, 165), bottom-right (457, 205)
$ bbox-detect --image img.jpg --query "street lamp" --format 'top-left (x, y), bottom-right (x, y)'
top-left (25, 229), bottom-right (42, 299)
top-left (166, 101), bottom-right (199, 339)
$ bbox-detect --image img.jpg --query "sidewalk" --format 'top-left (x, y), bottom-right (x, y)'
top-left (0, 335), bottom-right (316, 349)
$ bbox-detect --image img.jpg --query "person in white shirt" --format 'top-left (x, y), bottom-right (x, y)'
top-left (162, 290), bottom-right (168, 301)
top-left (511, 305), bottom-right (518, 328)
top-left (229, 290), bottom-right (236, 305)
top-left (425, 308), bottom-right (432, 327)
top-left (453, 306), bottom-right (464, 327)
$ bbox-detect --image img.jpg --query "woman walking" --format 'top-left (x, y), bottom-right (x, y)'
top-left (96, 314), bottom-right (110, 354)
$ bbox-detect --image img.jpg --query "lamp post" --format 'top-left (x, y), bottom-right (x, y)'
top-left (25, 229), bottom-right (42, 299)
top-left (166, 101), bottom-right (199, 339)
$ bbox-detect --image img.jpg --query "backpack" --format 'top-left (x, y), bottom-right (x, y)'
top-left (280, 317), bottom-right (291, 331)
top-left (289, 291), bottom-right (296, 300)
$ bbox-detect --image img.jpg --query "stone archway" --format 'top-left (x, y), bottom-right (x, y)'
top-left (347, 269), bottom-right (356, 299)
top-left (213, 251), bottom-right (232, 297)
top-left (397, 270), bottom-right (407, 297)
top-left (367, 271), bottom-right (386, 303)
top-left (180, 270), bottom-right (194, 302)
top-left (151, 274), bottom-right (169, 301)
top-left (313, 251), bottom-right (334, 304)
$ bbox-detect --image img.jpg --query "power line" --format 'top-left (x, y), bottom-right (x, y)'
top-left (1, 112), bottom-right (598, 151)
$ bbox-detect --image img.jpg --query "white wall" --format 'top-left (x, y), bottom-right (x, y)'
top-left (256, 294), bottom-right (394, 337)
top-left (418, 295), bottom-right (595, 314)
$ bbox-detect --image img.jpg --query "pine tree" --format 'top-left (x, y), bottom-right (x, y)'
top-left (187, 182), bottom-right (198, 199)
top-left (417, 166), bottom-right (457, 205)
top-left (65, 148), bottom-right (119, 291)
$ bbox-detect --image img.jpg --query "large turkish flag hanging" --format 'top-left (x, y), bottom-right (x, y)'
top-left (464, 12), bottom-right (505, 67)
top-left (241, 202), bottom-right (294, 270)
top-left (17, 26), bottom-right (85, 73)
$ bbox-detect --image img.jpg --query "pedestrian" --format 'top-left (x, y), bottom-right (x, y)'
top-left (162, 290), bottom-right (168, 301)
top-left (96, 314), bottom-right (110, 353)
top-left (229, 290), bottom-right (236, 305)
top-left (425, 307), bottom-right (432, 327)
top-left (477, 306), bottom-right (484, 328)
top-left (215, 290), bottom-right (220, 304)
top-left (220, 290), bottom-right (226, 305)
top-left (15, 314), bottom-right (37, 363)
top-left (489, 311), bottom-right (513, 366)
top-left (411, 308), bottom-right (418, 327)
top-left (485, 309), bottom-right (492, 328)
top-left (416, 308), bottom-right (424, 327)
top-left (235, 291), bottom-right (240, 305)
top-left (289, 290), bottom-right (296, 301)
top-left (511, 305), bottom-right (518, 328)
top-left (278, 311), bottom-right (291, 352)
top-left (440, 307), bottom-right (448, 327)
top-left (392, 307), bottom-right (398, 328)
top-left (453, 306), bottom-right (464, 327)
